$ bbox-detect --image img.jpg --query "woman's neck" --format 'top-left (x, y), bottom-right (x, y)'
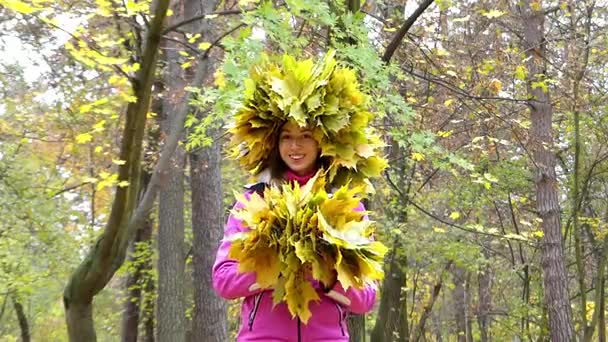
top-left (284, 169), bottom-right (316, 186)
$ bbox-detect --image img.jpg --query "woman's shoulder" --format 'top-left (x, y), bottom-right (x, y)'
top-left (243, 182), bottom-right (268, 197)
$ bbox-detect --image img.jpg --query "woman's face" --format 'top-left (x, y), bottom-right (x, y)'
top-left (278, 121), bottom-right (319, 176)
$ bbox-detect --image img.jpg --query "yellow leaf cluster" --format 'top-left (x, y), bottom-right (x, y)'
top-left (229, 171), bottom-right (388, 323)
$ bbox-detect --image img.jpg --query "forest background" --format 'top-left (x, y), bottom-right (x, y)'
top-left (1, 0), bottom-right (607, 341)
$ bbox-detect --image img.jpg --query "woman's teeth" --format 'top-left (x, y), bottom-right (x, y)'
top-left (290, 154), bottom-right (304, 160)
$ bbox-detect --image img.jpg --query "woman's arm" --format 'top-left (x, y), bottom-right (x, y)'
top-left (326, 282), bottom-right (377, 314)
top-left (211, 201), bottom-right (262, 299)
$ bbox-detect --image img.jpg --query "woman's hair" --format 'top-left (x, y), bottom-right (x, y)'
top-left (268, 143), bottom-right (287, 182)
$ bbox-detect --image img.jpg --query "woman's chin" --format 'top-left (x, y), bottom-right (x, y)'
top-left (288, 165), bottom-right (314, 176)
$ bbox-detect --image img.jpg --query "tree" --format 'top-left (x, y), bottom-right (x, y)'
top-left (518, 1), bottom-right (575, 340)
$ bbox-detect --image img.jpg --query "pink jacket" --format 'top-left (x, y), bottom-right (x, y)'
top-left (212, 178), bottom-right (377, 341)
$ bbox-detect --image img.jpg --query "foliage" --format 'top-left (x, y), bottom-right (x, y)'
top-left (228, 171), bottom-right (387, 322)
top-left (227, 50), bottom-right (387, 190)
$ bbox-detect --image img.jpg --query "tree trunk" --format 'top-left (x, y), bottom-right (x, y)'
top-left (371, 241), bottom-right (405, 342)
top-left (477, 264), bottom-right (492, 342)
top-left (12, 295), bottom-right (30, 342)
top-left (190, 130), bottom-right (228, 340)
top-left (600, 274), bottom-right (606, 342)
top-left (121, 168), bottom-right (154, 342)
top-left (348, 315), bottom-right (365, 342)
top-left (63, 1), bottom-right (171, 340)
top-left (121, 215), bottom-right (154, 342)
top-left (164, 0), bottom-right (227, 340)
top-left (156, 141), bottom-right (186, 341)
top-left (452, 266), bottom-right (470, 342)
top-left (519, 2), bottom-right (574, 340)
top-left (156, 11), bottom-right (188, 337)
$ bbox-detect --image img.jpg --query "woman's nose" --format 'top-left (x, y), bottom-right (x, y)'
top-left (289, 137), bottom-right (303, 147)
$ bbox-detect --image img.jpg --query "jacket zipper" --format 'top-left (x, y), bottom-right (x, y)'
top-left (248, 292), bottom-right (264, 331)
top-left (297, 317), bottom-right (302, 342)
top-left (335, 302), bottom-right (345, 336)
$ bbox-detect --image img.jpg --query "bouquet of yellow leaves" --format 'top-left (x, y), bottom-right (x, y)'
top-left (228, 172), bottom-right (388, 323)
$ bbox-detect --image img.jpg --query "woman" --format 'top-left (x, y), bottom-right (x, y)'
top-left (212, 121), bottom-right (377, 342)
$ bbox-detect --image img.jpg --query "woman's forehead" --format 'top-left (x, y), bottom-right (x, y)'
top-left (280, 121), bottom-right (311, 133)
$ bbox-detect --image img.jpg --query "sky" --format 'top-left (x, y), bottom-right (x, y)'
top-left (0, 13), bottom-right (81, 84)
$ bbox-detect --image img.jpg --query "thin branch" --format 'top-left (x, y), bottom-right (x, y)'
top-left (51, 182), bottom-right (91, 198)
top-left (201, 23), bottom-right (246, 59)
top-left (162, 9), bottom-right (243, 35)
top-left (162, 36), bottom-right (202, 55)
top-left (402, 63), bottom-right (531, 104)
top-left (361, 9), bottom-right (388, 25)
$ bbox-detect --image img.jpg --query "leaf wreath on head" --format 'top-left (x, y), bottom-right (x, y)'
top-left (227, 50), bottom-right (388, 189)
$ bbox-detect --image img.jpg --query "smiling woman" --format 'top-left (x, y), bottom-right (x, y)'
top-left (278, 121), bottom-right (320, 176)
top-left (213, 50), bottom-right (388, 342)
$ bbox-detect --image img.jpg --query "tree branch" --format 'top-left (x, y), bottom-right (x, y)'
top-left (382, 0), bottom-right (435, 63)
top-left (51, 182), bottom-right (90, 198)
top-left (162, 9), bottom-right (243, 35)
top-left (201, 23), bottom-right (246, 59)
top-left (123, 59), bottom-right (209, 263)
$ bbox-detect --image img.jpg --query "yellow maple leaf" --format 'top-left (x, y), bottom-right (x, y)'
top-left (284, 271), bottom-right (319, 323)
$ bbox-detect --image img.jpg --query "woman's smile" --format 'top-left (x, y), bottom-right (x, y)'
top-left (279, 121), bottom-right (319, 176)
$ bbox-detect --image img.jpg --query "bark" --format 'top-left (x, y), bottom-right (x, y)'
top-left (370, 241), bottom-right (405, 342)
top-left (156, 5), bottom-right (188, 337)
top-left (600, 275), bottom-right (606, 342)
top-left (477, 265), bottom-right (492, 342)
top-left (566, 2), bottom-right (592, 339)
top-left (178, 0), bottom-right (226, 340)
top-left (190, 133), bottom-right (228, 341)
top-left (63, 1), bottom-right (171, 340)
top-left (348, 315), bottom-right (365, 342)
top-left (121, 172), bottom-right (154, 342)
top-left (156, 141), bottom-right (186, 342)
top-left (519, 2), bottom-right (574, 340)
top-left (12, 295), bottom-right (30, 342)
top-left (452, 266), bottom-right (470, 342)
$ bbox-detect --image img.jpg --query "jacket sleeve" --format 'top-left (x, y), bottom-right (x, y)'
top-left (212, 199), bottom-right (262, 299)
top-left (327, 282), bottom-right (377, 314)
top-left (325, 201), bottom-right (378, 314)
